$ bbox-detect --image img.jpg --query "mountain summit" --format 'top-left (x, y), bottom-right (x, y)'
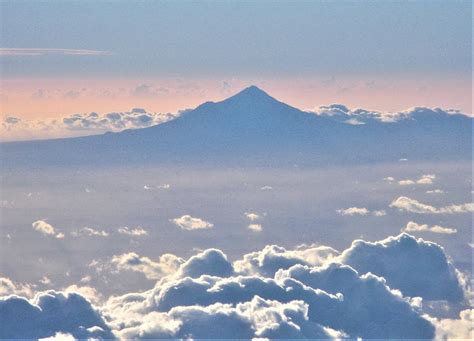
top-left (1, 86), bottom-right (471, 168)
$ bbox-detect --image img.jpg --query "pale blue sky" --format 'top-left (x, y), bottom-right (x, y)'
top-left (1, 0), bottom-right (471, 78)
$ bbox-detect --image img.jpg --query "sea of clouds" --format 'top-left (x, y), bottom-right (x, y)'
top-left (1, 233), bottom-right (472, 340)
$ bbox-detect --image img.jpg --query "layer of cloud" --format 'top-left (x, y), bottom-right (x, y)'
top-left (107, 247), bottom-right (434, 339)
top-left (171, 215), bottom-right (214, 230)
top-left (403, 221), bottom-right (457, 234)
top-left (310, 105), bottom-right (469, 124)
top-left (390, 196), bottom-right (474, 214)
top-left (2, 109), bottom-right (175, 141)
top-left (2, 233), bottom-right (470, 339)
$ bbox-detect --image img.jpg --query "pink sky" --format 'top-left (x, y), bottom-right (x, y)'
top-left (1, 76), bottom-right (471, 121)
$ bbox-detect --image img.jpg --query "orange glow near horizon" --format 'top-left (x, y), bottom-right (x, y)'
top-left (1, 77), bottom-right (472, 121)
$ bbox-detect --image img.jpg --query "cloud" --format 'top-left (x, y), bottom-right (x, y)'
top-left (336, 207), bottom-right (369, 216)
top-left (234, 244), bottom-right (339, 277)
top-left (0, 48), bottom-right (112, 56)
top-left (275, 263), bottom-right (434, 339)
top-left (115, 262), bottom-right (434, 339)
top-left (372, 210), bottom-right (387, 216)
top-left (63, 285), bottom-right (102, 305)
top-left (245, 212), bottom-right (263, 231)
top-left (398, 179), bottom-right (415, 186)
top-left (426, 189), bottom-right (444, 194)
top-left (117, 226), bottom-right (148, 236)
top-left (176, 249), bottom-right (234, 279)
top-left (117, 296), bottom-right (344, 340)
top-left (390, 196), bottom-right (474, 214)
top-left (110, 252), bottom-right (184, 280)
top-left (71, 227), bottom-right (109, 237)
top-left (39, 276), bottom-right (52, 286)
top-left (248, 223), bottom-right (263, 232)
top-left (310, 105), bottom-right (470, 123)
top-left (0, 277), bottom-right (34, 298)
top-left (1, 109), bottom-right (175, 141)
top-left (0, 291), bottom-right (113, 339)
top-left (244, 212), bottom-right (260, 221)
top-left (32, 220), bottom-right (64, 239)
top-left (431, 309), bottom-right (474, 340)
top-left (337, 207), bottom-right (386, 217)
top-left (339, 233), bottom-right (464, 302)
top-left (417, 174), bottom-right (436, 185)
top-left (4, 233), bottom-right (471, 339)
top-left (39, 332), bottom-right (76, 341)
top-left (398, 174), bottom-right (436, 186)
top-left (403, 221), bottom-right (457, 234)
top-left (171, 215), bottom-right (213, 230)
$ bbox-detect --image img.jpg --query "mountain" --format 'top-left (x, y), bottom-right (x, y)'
top-left (1, 86), bottom-right (471, 169)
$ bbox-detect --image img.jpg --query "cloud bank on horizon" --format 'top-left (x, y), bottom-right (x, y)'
top-left (0, 233), bottom-right (471, 340)
top-left (1, 100), bottom-right (471, 142)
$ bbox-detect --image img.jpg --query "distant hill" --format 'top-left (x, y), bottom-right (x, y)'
top-left (1, 86), bottom-right (471, 168)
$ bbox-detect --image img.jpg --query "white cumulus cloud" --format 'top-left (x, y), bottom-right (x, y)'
top-left (32, 220), bottom-right (64, 239)
top-left (390, 196), bottom-right (474, 214)
top-left (171, 215), bottom-right (213, 230)
top-left (403, 221), bottom-right (457, 234)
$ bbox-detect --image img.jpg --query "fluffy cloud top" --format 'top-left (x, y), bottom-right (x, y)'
top-left (234, 244), bottom-right (339, 277)
top-left (390, 196), bottom-right (474, 214)
top-left (275, 263), bottom-right (434, 339)
top-left (2, 233), bottom-right (470, 339)
top-left (432, 309), bottom-right (474, 340)
top-left (339, 233), bottom-right (464, 302)
top-left (0, 291), bottom-right (113, 339)
top-left (171, 215), bottom-right (214, 230)
top-left (110, 252), bottom-right (184, 280)
top-left (403, 221), bottom-right (457, 234)
top-left (32, 220), bottom-right (64, 239)
top-left (176, 249), bottom-right (234, 279)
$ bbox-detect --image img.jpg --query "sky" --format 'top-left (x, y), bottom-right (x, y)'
top-left (1, 2), bottom-right (473, 339)
top-left (1, 0), bottom-right (472, 124)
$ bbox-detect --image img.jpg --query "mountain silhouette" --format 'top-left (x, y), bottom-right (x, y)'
top-left (1, 86), bottom-right (471, 168)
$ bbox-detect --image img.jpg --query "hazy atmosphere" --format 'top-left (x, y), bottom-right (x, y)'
top-left (0, 1), bottom-right (472, 340)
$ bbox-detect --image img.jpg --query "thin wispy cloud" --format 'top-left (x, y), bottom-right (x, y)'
top-left (337, 207), bottom-right (386, 217)
top-left (0, 48), bottom-right (113, 56)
